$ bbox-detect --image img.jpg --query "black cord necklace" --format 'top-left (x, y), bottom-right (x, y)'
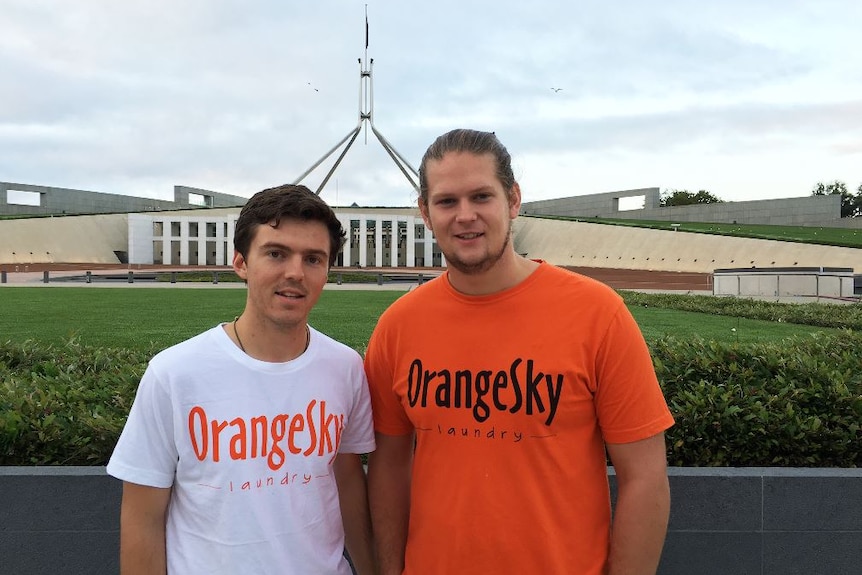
top-left (232, 316), bottom-right (246, 353)
top-left (232, 316), bottom-right (310, 356)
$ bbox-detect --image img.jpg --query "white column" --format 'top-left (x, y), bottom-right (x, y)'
top-left (359, 218), bottom-right (368, 267)
top-left (406, 216), bottom-right (416, 267)
top-left (375, 216), bottom-right (383, 267)
top-left (156, 219), bottom-right (166, 265)
top-left (201, 220), bottom-right (209, 265)
top-left (226, 216), bottom-right (237, 265)
top-left (339, 217), bottom-right (351, 266)
top-left (163, 219), bottom-right (173, 265)
top-left (180, 219), bottom-right (189, 265)
top-left (389, 218), bottom-right (398, 268)
top-left (424, 221), bottom-right (433, 267)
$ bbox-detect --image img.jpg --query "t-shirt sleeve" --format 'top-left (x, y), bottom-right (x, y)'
top-left (337, 353), bottom-right (377, 454)
top-left (106, 363), bottom-right (178, 488)
top-left (593, 302), bottom-right (674, 444)
top-left (364, 318), bottom-right (415, 436)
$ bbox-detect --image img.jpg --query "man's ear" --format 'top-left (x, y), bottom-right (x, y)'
top-left (508, 182), bottom-right (522, 219)
top-left (232, 250), bottom-right (248, 281)
top-left (419, 198), bottom-right (433, 231)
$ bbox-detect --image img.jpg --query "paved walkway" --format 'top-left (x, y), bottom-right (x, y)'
top-left (0, 269), bottom-right (419, 291)
top-left (2, 266), bottom-right (857, 302)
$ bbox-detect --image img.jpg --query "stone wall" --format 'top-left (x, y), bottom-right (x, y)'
top-left (2, 467), bottom-right (860, 574)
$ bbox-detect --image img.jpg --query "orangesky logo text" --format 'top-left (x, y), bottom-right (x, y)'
top-left (187, 400), bottom-right (345, 471)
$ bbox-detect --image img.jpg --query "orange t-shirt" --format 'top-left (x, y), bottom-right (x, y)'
top-left (365, 262), bottom-right (674, 575)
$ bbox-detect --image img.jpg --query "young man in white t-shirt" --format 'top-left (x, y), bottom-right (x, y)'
top-left (108, 184), bottom-right (376, 574)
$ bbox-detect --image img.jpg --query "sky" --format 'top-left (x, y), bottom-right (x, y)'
top-left (3, 0), bottom-right (862, 208)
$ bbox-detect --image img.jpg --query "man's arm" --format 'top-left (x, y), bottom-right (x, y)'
top-left (334, 453), bottom-right (376, 575)
top-left (366, 431), bottom-right (414, 575)
top-left (119, 481), bottom-right (171, 575)
top-left (605, 432), bottom-right (671, 575)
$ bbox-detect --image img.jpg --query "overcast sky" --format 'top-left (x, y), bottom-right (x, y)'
top-left (3, 0), bottom-right (861, 208)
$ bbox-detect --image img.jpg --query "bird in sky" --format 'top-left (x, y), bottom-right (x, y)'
top-left (308, 82), bottom-right (319, 92)
top-left (551, 87), bottom-right (563, 93)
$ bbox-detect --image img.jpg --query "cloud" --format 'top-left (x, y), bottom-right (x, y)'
top-left (2, 0), bottom-right (862, 207)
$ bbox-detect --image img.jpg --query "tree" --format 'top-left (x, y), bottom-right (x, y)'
top-left (853, 184), bottom-right (862, 218)
top-left (660, 189), bottom-right (724, 207)
top-left (811, 180), bottom-right (860, 218)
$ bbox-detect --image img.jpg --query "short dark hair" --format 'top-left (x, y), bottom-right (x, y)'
top-left (234, 184), bottom-right (345, 266)
top-left (418, 129), bottom-right (516, 204)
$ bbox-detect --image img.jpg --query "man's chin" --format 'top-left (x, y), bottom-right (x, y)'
top-left (445, 255), bottom-right (496, 275)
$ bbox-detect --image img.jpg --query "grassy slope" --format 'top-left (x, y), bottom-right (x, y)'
top-left (534, 215), bottom-right (862, 249)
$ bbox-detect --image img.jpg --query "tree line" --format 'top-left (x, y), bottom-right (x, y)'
top-left (659, 182), bottom-right (862, 218)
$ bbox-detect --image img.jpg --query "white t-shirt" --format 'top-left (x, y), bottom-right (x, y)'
top-left (107, 324), bottom-right (376, 575)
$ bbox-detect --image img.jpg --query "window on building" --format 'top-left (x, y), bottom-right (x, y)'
top-left (153, 241), bottom-right (163, 265)
top-left (617, 195), bottom-right (646, 211)
top-left (188, 193), bottom-right (210, 207)
top-left (6, 190), bottom-right (41, 206)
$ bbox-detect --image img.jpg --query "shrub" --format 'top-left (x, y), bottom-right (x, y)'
top-left (621, 291), bottom-right (862, 330)
top-left (0, 339), bottom-right (150, 465)
top-left (1, 333), bottom-right (860, 467)
top-left (654, 332), bottom-right (862, 467)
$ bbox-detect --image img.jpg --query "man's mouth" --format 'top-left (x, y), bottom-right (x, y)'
top-left (276, 290), bottom-right (305, 299)
top-left (455, 232), bottom-right (482, 240)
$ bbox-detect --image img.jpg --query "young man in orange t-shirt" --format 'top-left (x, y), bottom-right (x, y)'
top-left (365, 129), bottom-right (674, 575)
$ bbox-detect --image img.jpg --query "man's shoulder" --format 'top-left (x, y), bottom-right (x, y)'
top-left (150, 326), bottom-right (222, 365)
top-left (538, 263), bottom-right (621, 299)
top-left (310, 327), bottom-right (362, 362)
top-left (379, 276), bottom-right (444, 316)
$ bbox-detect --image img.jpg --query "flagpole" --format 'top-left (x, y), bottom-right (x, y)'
top-left (292, 5), bottom-right (420, 195)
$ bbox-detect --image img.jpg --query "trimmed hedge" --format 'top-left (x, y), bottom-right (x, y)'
top-left (1, 333), bottom-right (860, 467)
top-left (653, 332), bottom-right (862, 467)
top-left (0, 339), bottom-right (149, 465)
top-left (621, 291), bottom-right (862, 331)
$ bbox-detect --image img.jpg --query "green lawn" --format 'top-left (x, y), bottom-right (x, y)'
top-left (535, 215), bottom-right (862, 249)
top-left (0, 287), bottom-right (843, 352)
top-left (628, 306), bottom-right (835, 343)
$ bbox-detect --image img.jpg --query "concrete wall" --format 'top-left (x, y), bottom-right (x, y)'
top-left (0, 214), bottom-right (129, 265)
top-left (628, 195), bottom-right (841, 226)
top-left (4, 211), bottom-right (861, 273)
top-left (520, 187), bottom-right (662, 218)
top-left (514, 217), bottom-right (862, 274)
top-left (714, 268), bottom-right (856, 299)
top-left (1, 182), bottom-right (247, 216)
top-left (0, 207), bottom-right (430, 268)
top-left (0, 468), bottom-right (121, 574)
top-left (653, 468), bottom-right (862, 575)
top-left (521, 190), bottom-right (845, 227)
top-left (3, 204), bottom-right (861, 273)
top-left (2, 467), bottom-right (859, 575)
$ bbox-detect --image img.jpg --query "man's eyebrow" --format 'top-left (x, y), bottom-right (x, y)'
top-left (432, 185), bottom-right (495, 197)
top-left (258, 242), bottom-right (328, 257)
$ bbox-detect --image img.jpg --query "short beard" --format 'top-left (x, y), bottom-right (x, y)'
top-left (444, 220), bottom-right (512, 276)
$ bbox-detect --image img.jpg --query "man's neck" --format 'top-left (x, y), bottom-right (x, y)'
top-left (227, 315), bottom-right (310, 363)
top-left (446, 252), bottom-right (540, 296)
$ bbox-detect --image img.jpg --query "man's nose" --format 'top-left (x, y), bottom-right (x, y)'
top-left (454, 200), bottom-right (477, 222)
top-left (282, 255), bottom-right (305, 279)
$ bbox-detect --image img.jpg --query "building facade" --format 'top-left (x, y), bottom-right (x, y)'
top-left (1, 182), bottom-right (247, 217)
top-left (128, 210), bottom-right (443, 268)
